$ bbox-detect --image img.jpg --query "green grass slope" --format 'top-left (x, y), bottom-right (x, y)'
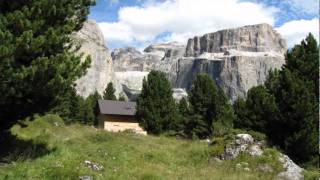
top-left (0, 115), bottom-right (316, 180)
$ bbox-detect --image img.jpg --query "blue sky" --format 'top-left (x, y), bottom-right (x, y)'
top-left (89, 0), bottom-right (319, 50)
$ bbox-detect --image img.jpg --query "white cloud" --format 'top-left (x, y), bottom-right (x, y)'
top-left (276, 18), bottom-right (319, 47)
top-left (99, 0), bottom-right (277, 48)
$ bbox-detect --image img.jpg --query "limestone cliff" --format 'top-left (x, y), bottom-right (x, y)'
top-left (185, 23), bottom-right (286, 56)
top-left (112, 42), bottom-right (185, 72)
top-left (173, 24), bottom-right (287, 101)
top-left (112, 42), bottom-right (187, 101)
top-left (73, 20), bottom-right (117, 97)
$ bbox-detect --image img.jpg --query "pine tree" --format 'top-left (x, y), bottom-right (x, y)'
top-left (187, 74), bottom-right (234, 138)
top-left (118, 93), bottom-right (126, 101)
top-left (77, 98), bottom-right (94, 125)
top-left (103, 82), bottom-right (117, 100)
top-left (233, 97), bottom-right (247, 129)
top-left (178, 98), bottom-right (189, 115)
top-left (233, 86), bottom-right (278, 133)
top-left (267, 34), bottom-right (319, 166)
top-left (0, 0), bottom-right (95, 131)
top-left (50, 86), bottom-right (83, 123)
top-left (212, 90), bottom-right (235, 136)
top-left (86, 91), bottom-right (102, 126)
top-left (136, 70), bottom-right (178, 134)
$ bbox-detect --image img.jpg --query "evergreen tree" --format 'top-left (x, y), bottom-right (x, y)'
top-left (50, 86), bottom-right (83, 123)
top-left (136, 70), bottom-right (178, 134)
top-left (0, 0), bottom-right (95, 131)
top-left (103, 82), bottom-right (116, 100)
top-left (171, 98), bottom-right (189, 135)
top-left (118, 93), bottom-right (126, 101)
top-left (267, 34), bottom-right (319, 165)
top-left (233, 97), bottom-right (247, 129)
top-left (187, 74), bottom-right (234, 138)
top-left (77, 97), bottom-right (94, 125)
top-left (178, 98), bottom-right (189, 115)
top-left (212, 90), bottom-right (234, 136)
top-left (233, 86), bottom-right (278, 133)
top-left (86, 91), bottom-right (102, 126)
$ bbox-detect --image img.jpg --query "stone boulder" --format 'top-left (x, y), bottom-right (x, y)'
top-left (221, 133), bottom-right (304, 179)
top-left (277, 155), bottom-right (304, 180)
top-left (224, 134), bottom-right (263, 160)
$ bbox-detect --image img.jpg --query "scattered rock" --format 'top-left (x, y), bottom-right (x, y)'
top-left (79, 175), bottom-right (93, 180)
top-left (244, 167), bottom-right (251, 171)
top-left (200, 138), bottom-right (211, 144)
top-left (212, 157), bottom-right (223, 163)
top-left (219, 133), bottom-right (303, 179)
top-left (224, 134), bottom-right (257, 160)
top-left (84, 160), bottom-right (104, 171)
top-left (235, 134), bottom-right (254, 144)
top-left (247, 144), bottom-right (263, 156)
top-left (258, 164), bottom-right (274, 173)
top-left (54, 122), bottom-right (60, 127)
top-left (276, 154), bottom-right (304, 180)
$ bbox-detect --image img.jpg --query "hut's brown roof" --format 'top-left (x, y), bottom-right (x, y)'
top-left (98, 100), bottom-right (136, 116)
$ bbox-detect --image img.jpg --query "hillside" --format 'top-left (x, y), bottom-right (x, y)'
top-left (0, 115), bottom-right (317, 180)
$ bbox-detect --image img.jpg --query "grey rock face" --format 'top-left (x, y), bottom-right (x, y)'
top-left (173, 24), bottom-right (286, 101)
top-left (112, 42), bottom-right (186, 101)
top-left (185, 23), bottom-right (287, 56)
top-left (111, 24), bottom-right (286, 101)
top-left (112, 47), bottom-right (152, 71)
top-left (74, 20), bottom-right (116, 98)
top-left (173, 53), bottom-right (284, 101)
top-left (112, 42), bottom-right (186, 72)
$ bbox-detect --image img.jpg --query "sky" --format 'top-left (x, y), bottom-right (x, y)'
top-left (89, 0), bottom-right (319, 50)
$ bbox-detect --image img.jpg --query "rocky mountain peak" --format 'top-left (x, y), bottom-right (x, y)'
top-left (144, 41), bottom-right (185, 52)
top-left (74, 20), bottom-right (117, 98)
top-left (185, 23), bottom-right (287, 57)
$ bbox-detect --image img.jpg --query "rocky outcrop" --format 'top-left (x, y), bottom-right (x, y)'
top-left (185, 23), bottom-right (286, 56)
top-left (112, 42), bottom-right (185, 72)
top-left (73, 20), bottom-right (116, 97)
top-left (221, 133), bottom-right (304, 180)
top-left (112, 47), bottom-right (159, 71)
top-left (115, 71), bottom-right (149, 101)
top-left (277, 155), bottom-right (304, 180)
top-left (173, 52), bottom-right (284, 101)
top-left (224, 134), bottom-right (264, 160)
top-left (173, 24), bottom-right (286, 101)
top-left (112, 42), bottom-right (186, 101)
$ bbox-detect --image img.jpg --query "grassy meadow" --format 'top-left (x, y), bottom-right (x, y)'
top-left (0, 115), bottom-right (318, 180)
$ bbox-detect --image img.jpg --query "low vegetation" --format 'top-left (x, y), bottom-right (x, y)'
top-left (0, 115), bottom-right (306, 180)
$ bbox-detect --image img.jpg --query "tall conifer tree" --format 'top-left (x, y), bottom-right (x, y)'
top-left (136, 70), bottom-right (178, 134)
top-left (0, 0), bottom-right (95, 130)
top-left (103, 82), bottom-right (117, 100)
